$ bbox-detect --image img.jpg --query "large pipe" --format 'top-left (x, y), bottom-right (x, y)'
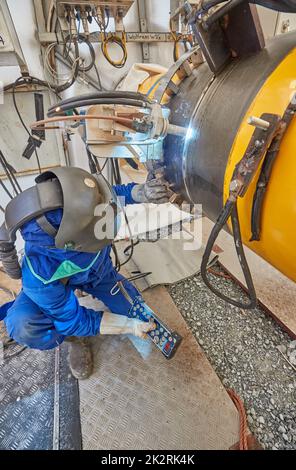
top-left (163, 31), bottom-right (296, 282)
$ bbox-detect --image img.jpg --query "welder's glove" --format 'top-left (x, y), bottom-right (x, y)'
top-left (131, 179), bottom-right (171, 204)
top-left (100, 312), bottom-right (156, 339)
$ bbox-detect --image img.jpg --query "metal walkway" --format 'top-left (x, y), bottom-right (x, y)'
top-left (79, 287), bottom-right (240, 450)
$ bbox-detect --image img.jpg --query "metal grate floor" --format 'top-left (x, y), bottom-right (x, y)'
top-left (79, 287), bottom-right (240, 450)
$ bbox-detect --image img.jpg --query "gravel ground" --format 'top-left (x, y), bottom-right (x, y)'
top-left (168, 265), bottom-right (296, 450)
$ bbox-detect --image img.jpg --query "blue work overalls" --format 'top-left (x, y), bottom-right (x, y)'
top-left (0, 183), bottom-right (140, 350)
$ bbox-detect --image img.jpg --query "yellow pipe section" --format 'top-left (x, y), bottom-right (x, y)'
top-left (224, 48), bottom-right (296, 282)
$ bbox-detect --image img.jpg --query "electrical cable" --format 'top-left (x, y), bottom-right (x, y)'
top-left (48, 91), bottom-right (152, 113)
top-left (45, 43), bottom-right (80, 83)
top-left (12, 77), bottom-right (42, 174)
top-left (101, 32), bottom-right (128, 69)
top-left (0, 178), bottom-right (13, 200)
top-left (48, 96), bottom-right (151, 117)
top-left (30, 114), bottom-right (135, 132)
top-left (4, 42), bottom-right (79, 95)
top-left (227, 389), bottom-right (249, 450)
top-left (4, 345), bottom-right (28, 361)
top-left (0, 151), bottom-right (22, 195)
top-left (48, 97), bottom-right (151, 117)
top-left (169, 18), bottom-right (193, 62)
top-left (55, 51), bottom-right (104, 92)
top-left (67, 34), bottom-right (96, 73)
top-left (200, 200), bottom-right (257, 309)
top-left (92, 61), bottom-right (104, 91)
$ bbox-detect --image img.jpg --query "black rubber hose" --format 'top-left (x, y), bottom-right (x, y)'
top-left (0, 151), bottom-right (22, 195)
top-left (67, 34), bottom-right (96, 72)
top-left (48, 98), bottom-right (150, 117)
top-left (201, 200), bottom-right (257, 309)
top-left (48, 91), bottom-right (152, 113)
top-left (230, 204), bottom-right (257, 308)
top-left (3, 40), bottom-right (79, 95)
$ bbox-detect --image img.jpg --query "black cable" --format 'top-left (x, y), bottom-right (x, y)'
top-left (0, 177), bottom-right (14, 200)
top-left (126, 272), bottom-right (152, 282)
top-left (231, 204), bottom-right (257, 307)
top-left (92, 61), bottom-right (104, 91)
top-left (5, 161), bottom-right (22, 194)
top-left (55, 51), bottom-right (103, 92)
top-left (112, 242), bottom-right (121, 272)
top-left (120, 237), bottom-right (135, 268)
top-left (48, 97), bottom-right (149, 117)
top-left (4, 345), bottom-right (27, 361)
top-left (111, 159), bottom-right (122, 185)
top-left (48, 91), bottom-right (152, 113)
top-left (63, 20), bottom-right (73, 61)
top-left (85, 144), bottom-right (107, 174)
top-left (200, 200), bottom-right (257, 309)
top-left (99, 158), bottom-right (108, 174)
top-left (67, 34), bottom-right (96, 72)
top-left (12, 78), bottom-right (42, 174)
top-left (123, 239), bottom-right (140, 256)
top-left (0, 151), bottom-right (21, 195)
top-left (86, 146), bottom-right (97, 173)
top-left (4, 69), bottom-right (76, 95)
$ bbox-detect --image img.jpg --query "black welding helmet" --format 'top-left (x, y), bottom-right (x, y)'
top-left (35, 167), bottom-right (120, 252)
top-left (0, 166), bottom-right (120, 256)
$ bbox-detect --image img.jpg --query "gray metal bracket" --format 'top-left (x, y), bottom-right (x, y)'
top-left (0, 0), bottom-right (28, 73)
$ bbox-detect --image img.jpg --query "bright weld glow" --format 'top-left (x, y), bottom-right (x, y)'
top-left (186, 127), bottom-right (195, 141)
top-left (55, 107), bottom-right (61, 112)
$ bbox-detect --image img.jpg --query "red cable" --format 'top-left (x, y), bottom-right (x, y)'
top-left (227, 389), bottom-right (249, 450)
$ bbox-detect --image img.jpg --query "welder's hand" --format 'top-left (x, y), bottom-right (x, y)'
top-left (131, 179), bottom-right (171, 204)
top-left (100, 312), bottom-right (156, 339)
top-left (132, 319), bottom-right (156, 339)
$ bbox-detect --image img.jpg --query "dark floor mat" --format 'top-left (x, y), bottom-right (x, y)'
top-left (0, 334), bottom-right (82, 450)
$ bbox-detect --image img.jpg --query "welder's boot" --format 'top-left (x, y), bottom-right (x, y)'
top-left (67, 337), bottom-right (93, 380)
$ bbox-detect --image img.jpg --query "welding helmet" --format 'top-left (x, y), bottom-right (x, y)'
top-left (35, 167), bottom-right (119, 252)
top-left (0, 167), bottom-right (120, 279)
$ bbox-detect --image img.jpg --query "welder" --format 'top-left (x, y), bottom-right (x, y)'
top-left (0, 167), bottom-right (170, 379)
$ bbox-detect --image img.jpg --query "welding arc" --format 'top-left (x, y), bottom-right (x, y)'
top-left (30, 114), bottom-right (135, 131)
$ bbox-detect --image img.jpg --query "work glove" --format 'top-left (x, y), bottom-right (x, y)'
top-left (100, 312), bottom-right (156, 339)
top-left (131, 179), bottom-right (171, 204)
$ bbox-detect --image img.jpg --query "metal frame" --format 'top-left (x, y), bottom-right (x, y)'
top-left (137, 0), bottom-right (149, 62)
top-left (38, 30), bottom-right (192, 44)
top-left (0, 0), bottom-right (28, 72)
